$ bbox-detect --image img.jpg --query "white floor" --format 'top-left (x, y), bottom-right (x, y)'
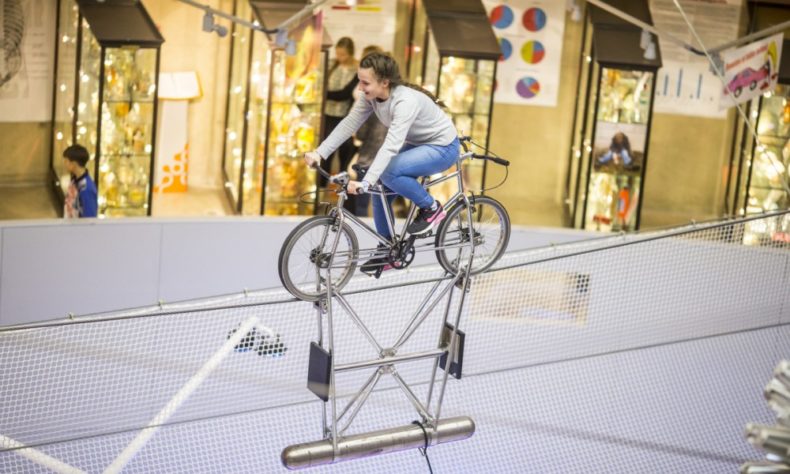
top-left (0, 184), bottom-right (234, 221)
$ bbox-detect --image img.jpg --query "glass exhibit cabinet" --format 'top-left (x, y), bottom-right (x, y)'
top-left (725, 3), bottom-right (790, 245)
top-left (222, 0), bottom-right (325, 216)
top-left (565, 2), bottom-right (661, 232)
top-left (405, 0), bottom-right (499, 198)
top-left (50, 0), bottom-right (163, 217)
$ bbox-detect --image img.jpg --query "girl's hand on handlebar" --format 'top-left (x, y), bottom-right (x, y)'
top-left (304, 151), bottom-right (321, 168)
top-left (347, 181), bottom-right (365, 195)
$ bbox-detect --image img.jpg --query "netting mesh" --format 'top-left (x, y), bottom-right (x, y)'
top-left (1, 211), bottom-right (789, 473)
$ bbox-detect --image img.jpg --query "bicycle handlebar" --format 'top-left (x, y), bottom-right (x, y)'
top-left (311, 163), bottom-right (350, 187)
top-left (309, 141), bottom-right (508, 195)
top-left (472, 153), bottom-right (510, 167)
top-left (459, 135), bottom-right (471, 153)
top-left (458, 136), bottom-right (508, 166)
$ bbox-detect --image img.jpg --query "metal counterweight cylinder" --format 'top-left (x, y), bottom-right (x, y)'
top-left (281, 416), bottom-right (475, 470)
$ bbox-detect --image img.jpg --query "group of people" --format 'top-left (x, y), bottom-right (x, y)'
top-left (313, 37), bottom-right (459, 240)
top-left (310, 38), bottom-right (461, 274)
top-left (62, 36), bottom-right (463, 255)
top-left (320, 39), bottom-right (389, 218)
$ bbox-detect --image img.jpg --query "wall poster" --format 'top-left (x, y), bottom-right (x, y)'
top-left (649, 0), bottom-right (744, 118)
top-left (321, 0), bottom-right (396, 59)
top-left (719, 33), bottom-right (783, 109)
top-left (0, 0), bottom-right (55, 122)
top-left (483, 0), bottom-right (565, 107)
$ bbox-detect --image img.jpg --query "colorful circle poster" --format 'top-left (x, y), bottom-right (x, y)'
top-left (482, 0), bottom-right (565, 106)
top-left (522, 7), bottom-right (546, 32)
top-left (498, 37), bottom-right (513, 61)
top-left (516, 77), bottom-right (540, 98)
top-left (521, 40), bottom-right (545, 64)
top-left (489, 5), bottom-right (514, 29)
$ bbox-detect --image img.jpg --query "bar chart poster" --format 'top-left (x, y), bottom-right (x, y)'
top-left (484, 0), bottom-right (565, 107)
top-left (654, 64), bottom-right (726, 118)
top-left (649, 0), bottom-right (742, 118)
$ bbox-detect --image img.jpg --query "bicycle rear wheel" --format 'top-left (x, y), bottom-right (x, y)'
top-left (278, 216), bottom-right (359, 301)
top-left (435, 195), bottom-right (510, 276)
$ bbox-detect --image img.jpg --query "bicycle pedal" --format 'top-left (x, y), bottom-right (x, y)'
top-left (414, 231), bottom-right (433, 239)
top-left (360, 268), bottom-right (383, 279)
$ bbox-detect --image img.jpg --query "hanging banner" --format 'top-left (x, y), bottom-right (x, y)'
top-left (321, 0), bottom-right (396, 56)
top-left (649, 0), bottom-right (743, 118)
top-left (483, 0), bottom-right (565, 107)
top-left (286, 11), bottom-right (324, 80)
top-left (154, 72), bottom-right (202, 193)
top-left (719, 33), bottom-right (783, 110)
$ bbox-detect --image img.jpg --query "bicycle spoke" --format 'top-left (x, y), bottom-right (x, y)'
top-left (280, 216), bottom-right (359, 301)
top-left (435, 197), bottom-right (510, 276)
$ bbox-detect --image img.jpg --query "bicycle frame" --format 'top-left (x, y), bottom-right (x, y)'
top-left (328, 150), bottom-right (476, 258)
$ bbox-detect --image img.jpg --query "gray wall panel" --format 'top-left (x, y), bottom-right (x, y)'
top-left (0, 223), bottom-right (161, 325)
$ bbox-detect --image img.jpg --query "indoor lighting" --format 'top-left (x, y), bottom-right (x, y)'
top-left (566, 0), bottom-right (582, 22)
top-left (202, 12), bottom-right (228, 37)
top-left (644, 38), bottom-right (657, 60)
top-left (640, 30), bottom-right (650, 50)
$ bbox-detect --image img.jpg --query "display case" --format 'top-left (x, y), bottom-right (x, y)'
top-left (725, 2), bottom-right (790, 245)
top-left (49, 0), bottom-right (163, 217)
top-left (565, 0), bottom-right (661, 232)
top-left (221, 0), bottom-right (257, 213)
top-left (221, 0), bottom-right (326, 216)
top-left (405, 0), bottom-right (499, 198)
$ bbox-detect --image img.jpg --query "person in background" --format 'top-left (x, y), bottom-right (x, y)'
top-left (597, 131), bottom-right (632, 167)
top-left (320, 37), bottom-right (358, 188)
top-left (62, 144), bottom-right (98, 218)
top-left (350, 45), bottom-right (388, 217)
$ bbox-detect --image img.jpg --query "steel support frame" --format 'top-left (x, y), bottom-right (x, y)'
top-left (311, 199), bottom-right (476, 460)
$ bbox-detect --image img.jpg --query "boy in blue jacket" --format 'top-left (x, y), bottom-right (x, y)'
top-left (62, 144), bottom-right (98, 218)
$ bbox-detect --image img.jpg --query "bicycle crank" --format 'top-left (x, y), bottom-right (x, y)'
top-left (388, 236), bottom-right (416, 269)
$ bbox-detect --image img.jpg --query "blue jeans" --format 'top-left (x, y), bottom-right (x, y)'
top-left (372, 137), bottom-right (459, 239)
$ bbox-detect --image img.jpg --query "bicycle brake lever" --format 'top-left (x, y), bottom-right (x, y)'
top-left (331, 171), bottom-right (350, 186)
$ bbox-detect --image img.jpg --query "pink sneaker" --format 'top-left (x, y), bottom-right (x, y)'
top-left (407, 201), bottom-right (445, 235)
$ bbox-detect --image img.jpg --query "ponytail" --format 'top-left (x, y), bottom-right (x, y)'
top-left (400, 82), bottom-right (447, 109)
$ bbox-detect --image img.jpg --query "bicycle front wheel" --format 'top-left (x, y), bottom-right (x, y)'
top-left (435, 196), bottom-right (510, 276)
top-left (278, 216), bottom-right (359, 301)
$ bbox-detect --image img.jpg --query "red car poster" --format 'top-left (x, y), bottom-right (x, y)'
top-left (720, 33), bottom-right (783, 109)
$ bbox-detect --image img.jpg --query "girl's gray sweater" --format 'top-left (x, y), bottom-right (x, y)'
top-left (316, 85), bottom-right (457, 186)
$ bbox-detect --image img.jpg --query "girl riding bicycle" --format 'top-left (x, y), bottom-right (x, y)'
top-left (304, 52), bottom-right (459, 274)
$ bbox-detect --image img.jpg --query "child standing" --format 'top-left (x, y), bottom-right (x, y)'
top-left (62, 144), bottom-right (98, 218)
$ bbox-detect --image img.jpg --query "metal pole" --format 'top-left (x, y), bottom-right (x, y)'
top-left (339, 369), bottom-right (384, 434)
top-left (335, 348), bottom-right (445, 372)
top-left (337, 368), bottom-right (383, 431)
top-left (175, 0), bottom-right (273, 33)
top-left (333, 292), bottom-right (384, 354)
top-left (434, 196), bottom-right (475, 422)
top-left (324, 208), bottom-right (347, 456)
top-left (425, 281), bottom-right (455, 415)
top-left (392, 276), bottom-right (460, 350)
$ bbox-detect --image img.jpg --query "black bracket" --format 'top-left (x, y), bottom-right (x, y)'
top-left (454, 272), bottom-right (472, 291)
top-left (307, 342), bottom-right (332, 401)
top-left (439, 323), bottom-right (465, 380)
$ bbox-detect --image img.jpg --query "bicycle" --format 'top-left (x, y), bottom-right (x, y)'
top-left (278, 137), bottom-right (511, 302)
